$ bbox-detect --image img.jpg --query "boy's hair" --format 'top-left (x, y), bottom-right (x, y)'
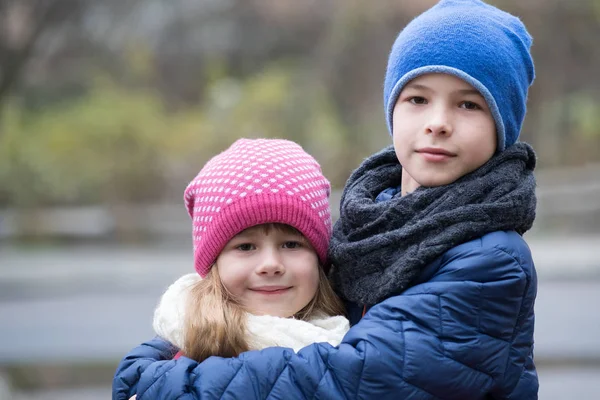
top-left (383, 0), bottom-right (535, 151)
top-left (184, 138), bottom-right (332, 278)
top-left (182, 224), bottom-right (345, 362)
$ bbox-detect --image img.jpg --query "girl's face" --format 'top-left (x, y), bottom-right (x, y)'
top-left (392, 73), bottom-right (497, 196)
top-left (215, 224), bottom-right (320, 318)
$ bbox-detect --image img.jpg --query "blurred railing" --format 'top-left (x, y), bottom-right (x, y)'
top-left (533, 164), bottom-right (600, 234)
top-left (1, 165), bottom-right (599, 400)
top-left (1, 164), bottom-right (600, 240)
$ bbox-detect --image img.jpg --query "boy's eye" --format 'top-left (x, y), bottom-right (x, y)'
top-left (236, 243), bottom-right (255, 251)
top-left (460, 101), bottom-right (481, 110)
top-left (283, 241), bottom-right (302, 249)
top-left (408, 96), bottom-right (427, 105)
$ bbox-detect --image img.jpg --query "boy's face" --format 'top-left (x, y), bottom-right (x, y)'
top-left (392, 73), bottom-right (497, 195)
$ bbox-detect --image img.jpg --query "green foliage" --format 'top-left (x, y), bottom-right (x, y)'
top-left (0, 79), bottom-right (174, 206)
top-left (0, 66), bottom-right (357, 207)
top-left (594, 0), bottom-right (600, 22)
top-left (568, 92), bottom-right (600, 139)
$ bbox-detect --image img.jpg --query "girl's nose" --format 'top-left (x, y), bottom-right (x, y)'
top-left (255, 249), bottom-right (285, 276)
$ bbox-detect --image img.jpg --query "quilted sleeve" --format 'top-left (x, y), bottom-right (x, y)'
top-left (134, 242), bottom-right (536, 400)
top-left (112, 336), bottom-right (178, 400)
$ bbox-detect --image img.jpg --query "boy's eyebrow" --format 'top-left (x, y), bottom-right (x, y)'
top-left (457, 88), bottom-right (483, 96)
top-left (404, 84), bottom-right (483, 97)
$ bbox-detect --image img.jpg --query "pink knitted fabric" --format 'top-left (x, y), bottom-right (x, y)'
top-left (184, 138), bottom-right (332, 277)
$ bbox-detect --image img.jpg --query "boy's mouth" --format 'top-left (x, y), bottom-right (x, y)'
top-left (416, 147), bottom-right (456, 162)
top-left (416, 147), bottom-right (456, 156)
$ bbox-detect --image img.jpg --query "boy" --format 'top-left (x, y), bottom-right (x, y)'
top-left (114, 1), bottom-right (538, 398)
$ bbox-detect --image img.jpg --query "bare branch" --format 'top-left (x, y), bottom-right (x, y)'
top-left (0, 0), bottom-right (84, 113)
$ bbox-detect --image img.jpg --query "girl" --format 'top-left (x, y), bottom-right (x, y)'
top-left (113, 138), bottom-right (349, 399)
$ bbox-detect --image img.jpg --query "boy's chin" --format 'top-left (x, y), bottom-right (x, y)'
top-left (414, 174), bottom-right (461, 190)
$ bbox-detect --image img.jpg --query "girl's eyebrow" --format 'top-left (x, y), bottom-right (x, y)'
top-left (231, 230), bottom-right (257, 240)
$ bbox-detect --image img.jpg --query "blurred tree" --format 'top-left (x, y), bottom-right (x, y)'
top-left (0, 0), bottom-right (90, 119)
top-left (1, 0), bottom-right (599, 207)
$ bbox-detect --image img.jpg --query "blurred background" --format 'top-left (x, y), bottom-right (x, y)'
top-left (0, 0), bottom-right (599, 398)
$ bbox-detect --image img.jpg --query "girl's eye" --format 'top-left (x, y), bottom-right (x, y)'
top-left (408, 96), bottom-right (427, 105)
top-left (236, 243), bottom-right (255, 251)
top-left (460, 101), bottom-right (481, 110)
top-left (283, 241), bottom-right (302, 249)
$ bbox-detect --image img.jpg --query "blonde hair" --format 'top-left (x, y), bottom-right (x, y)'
top-left (182, 223), bottom-right (345, 362)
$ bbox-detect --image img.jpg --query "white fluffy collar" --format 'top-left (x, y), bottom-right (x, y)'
top-left (152, 273), bottom-right (349, 353)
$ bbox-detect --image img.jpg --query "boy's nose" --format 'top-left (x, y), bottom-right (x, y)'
top-left (255, 249), bottom-right (286, 276)
top-left (425, 107), bottom-right (453, 136)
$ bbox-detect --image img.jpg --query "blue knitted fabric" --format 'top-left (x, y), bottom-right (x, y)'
top-left (383, 0), bottom-right (535, 151)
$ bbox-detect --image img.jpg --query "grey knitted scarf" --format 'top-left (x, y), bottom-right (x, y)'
top-left (329, 143), bottom-right (537, 305)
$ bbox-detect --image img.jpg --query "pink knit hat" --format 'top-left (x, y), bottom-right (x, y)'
top-left (184, 138), bottom-right (332, 277)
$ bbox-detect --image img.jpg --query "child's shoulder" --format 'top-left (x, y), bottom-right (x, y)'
top-left (153, 273), bottom-right (200, 349)
top-left (411, 231), bottom-right (535, 288)
top-left (444, 230), bottom-right (534, 275)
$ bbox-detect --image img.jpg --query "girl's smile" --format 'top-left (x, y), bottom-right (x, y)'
top-left (249, 286), bottom-right (292, 294)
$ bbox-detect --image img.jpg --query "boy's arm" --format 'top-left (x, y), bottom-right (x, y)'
top-left (135, 242), bottom-right (536, 399)
top-left (112, 336), bottom-right (178, 400)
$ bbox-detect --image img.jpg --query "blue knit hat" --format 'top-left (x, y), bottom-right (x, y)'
top-left (383, 0), bottom-right (535, 151)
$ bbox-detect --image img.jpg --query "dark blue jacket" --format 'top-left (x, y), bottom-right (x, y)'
top-left (113, 230), bottom-right (538, 399)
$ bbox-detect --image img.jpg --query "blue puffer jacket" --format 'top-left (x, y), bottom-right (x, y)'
top-left (113, 230), bottom-right (538, 400)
